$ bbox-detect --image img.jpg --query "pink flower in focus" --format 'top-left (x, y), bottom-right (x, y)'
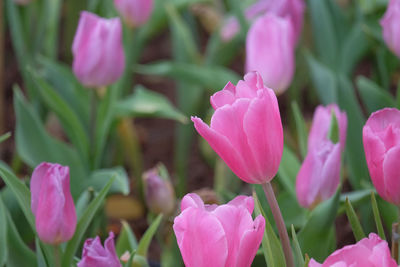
top-left (72, 12), bottom-right (125, 88)
top-left (245, 14), bottom-right (295, 94)
top-left (78, 232), bottom-right (122, 267)
top-left (380, 0), bottom-right (400, 58)
top-left (296, 104), bottom-right (347, 208)
top-left (114, 0), bottom-right (153, 27)
top-left (309, 233), bottom-right (397, 267)
top-left (30, 162), bottom-right (76, 244)
top-left (173, 193), bottom-right (265, 267)
top-left (192, 72), bottom-right (283, 184)
top-left (363, 108), bottom-right (400, 205)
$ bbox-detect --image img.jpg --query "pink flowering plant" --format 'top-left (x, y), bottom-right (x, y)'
top-left (2, 0), bottom-right (400, 266)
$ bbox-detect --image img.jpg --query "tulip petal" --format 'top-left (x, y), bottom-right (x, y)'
top-left (227, 195), bottom-right (254, 214)
top-left (383, 146), bottom-right (400, 204)
top-left (30, 162), bottom-right (52, 215)
top-left (211, 82), bottom-right (237, 109)
top-left (181, 193), bottom-right (205, 211)
top-left (319, 143), bottom-right (341, 200)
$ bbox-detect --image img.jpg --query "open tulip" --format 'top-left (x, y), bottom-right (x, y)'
top-left (296, 104), bottom-right (347, 208)
top-left (246, 14), bottom-right (295, 94)
top-left (309, 233), bottom-right (397, 266)
top-left (380, 0), bottom-right (400, 58)
top-left (30, 162), bottom-right (76, 244)
top-left (114, 0), bottom-right (153, 27)
top-left (78, 232), bottom-right (121, 267)
top-left (192, 72), bottom-right (283, 184)
top-left (173, 193), bottom-right (265, 267)
top-left (363, 108), bottom-right (400, 205)
top-left (72, 12), bottom-right (125, 88)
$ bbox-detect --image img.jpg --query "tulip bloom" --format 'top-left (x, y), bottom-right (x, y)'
top-left (114, 0), bottom-right (153, 27)
top-left (192, 72), bottom-right (283, 184)
top-left (246, 14), bottom-right (295, 94)
top-left (78, 232), bottom-right (122, 267)
top-left (363, 108), bottom-right (400, 205)
top-left (30, 162), bottom-right (76, 244)
top-left (296, 105), bottom-right (347, 208)
top-left (309, 233), bottom-right (397, 266)
top-left (380, 0), bottom-right (400, 58)
top-left (173, 193), bottom-right (265, 267)
top-left (72, 12), bottom-right (125, 88)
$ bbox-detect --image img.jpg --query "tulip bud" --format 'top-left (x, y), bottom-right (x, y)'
top-left (72, 12), bottom-right (125, 88)
top-left (30, 162), bottom-right (76, 244)
top-left (192, 72), bottom-right (283, 184)
top-left (363, 108), bottom-right (400, 205)
top-left (142, 164), bottom-right (176, 215)
top-left (245, 14), bottom-right (295, 94)
top-left (173, 193), bottom-right (265, 267)
top-left (296, 105), bottom-right (347, 209)
top-left (114, 0), bottom-right (153, 28)
top-left (380, 0), bottom-right (400, 58)
top-left (309, 233), bottom-right (397, 266)
top-left (78, 232), bottom-right (122, 267)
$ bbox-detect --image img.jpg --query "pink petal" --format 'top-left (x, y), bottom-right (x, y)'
top-left (383, 145), bottom-right (400, 205)
top-left (181, 193), bottom-right (205, 211)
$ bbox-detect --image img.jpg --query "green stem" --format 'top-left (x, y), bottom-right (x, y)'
top-left (89, 89), bottom-right (98, 169)
top-left (54, 245), bottom-right (61, 267)
top-left (262, 182), bottom-right (294, 267)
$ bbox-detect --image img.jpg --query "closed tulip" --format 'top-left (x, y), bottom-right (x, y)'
top-left (173, 193), bottom-right (265, 267)
top-left (30, 162), bottom-right (76, 244)
top-left (114, 0), bottom-right (153, 27)
top-left (309, 233), bottom-right (397, 267)
top-left (192, 72), bottom-right (283, 184)
top-left (72, 12), bottom-right (125, 88)
top-left (296, 104), bottom-right (347, 208)
top-left (78, 232), bottom-right (121, 267)
top-left (363, 108), bottom-right (400, 205)
top-left (380, 0), bottom-right (400, 58)
top-left (246, 14), bottom-right (295, 94)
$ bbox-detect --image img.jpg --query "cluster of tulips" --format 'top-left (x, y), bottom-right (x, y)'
top-left (6, 0), bottom-right (400, 266)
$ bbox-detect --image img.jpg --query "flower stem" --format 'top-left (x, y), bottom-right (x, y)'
top-left (262, 182), bottom-right (294, 267)
top-left (54, 245), bottom-right (61, 267)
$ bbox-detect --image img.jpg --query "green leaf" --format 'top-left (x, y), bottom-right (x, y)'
top-left (291, 102), bottom-right (308, 158)
top-left (134, 61), bottom-right (240, 92)
top-left (345, 198), bottom-right (366, 241)
top-left (35, 238), bottom-right (48, 267)
top-left (253, 191), bottom-right (286, 267)
top-left (136, 214), bottom-right (163, 257)
top-left (291, 225), bottom-right (304, 267)
top-left (0, 165), bottom-right (35, 230)
top-left (371, 192), bottom-right (386, 240)
top-left (357, 76), bottom-right (395, 113)
top-left (61, 178), bottom-right (114, 267)
top-left (0, 197), bottom-right (8, 266)
top-left (116, 221), bottom-right (138, 256)
top-left (327, 111), bottom-right (340, 144)
top-left (115, 86), bottom-right (187, 123)
top-left (0, 132), bottom-right (11, 144)
top-left (14, 87), bottom-right (88, 198)
top-left (298, 190), bottom-right (339, 261)
top-left (86, 167), bottom-right (130, 196)
top-left (277, 145), bottom-right (300, 197)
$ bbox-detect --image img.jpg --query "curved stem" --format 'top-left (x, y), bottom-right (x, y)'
top-left (262, 182), bottom-right (294, 267)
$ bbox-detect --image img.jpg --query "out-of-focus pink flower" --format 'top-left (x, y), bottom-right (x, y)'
top-left (173, 193), bottom-right (265, 267)
top-left (30, 162), bottom-right (76, 244)
top-left (192, 72), bottom-right (283, 184)
top-left (72, 12), bottom-right (125, 88)
top-left (221, 0), bottom-right (305, 43)
top-left (114, 0), bottom-right (153, 27)
top-left (245, 14), bottom-right (295, 94)
top-left (380, 0), bottom-right (400, 58)
top-left (78, 232), bottom-right (122, 267)
top-left (309, 233), bottom-right (397, 267)
top-left (296, 104), bottom-right (347, 208)
top-left (363, 108), bottom-right (400, 205)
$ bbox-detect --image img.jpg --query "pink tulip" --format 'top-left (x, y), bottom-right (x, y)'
top-left (363, 108), bottom-right (400, 205)
top-left (296, 104), bottom-right (347, 208)
top-left (173, 193), bottom-right (265, 267)
top-left (192, 72), bottom-right (283, 184)
top-left (221, 0), bottom-right (304, 43)
top-left (30, 162), bottom-right (76, 244)
top-left (245, 14), bottom-right (295, 94)
top-left (309, 233), bottom-right (397, 267)
top-left (72, 12), bottom-right (125, 88)
top-left (114, 0), bottom-right (153, 27)
top-left (78, 232), bottom-right (122, 267)
top-left (380, 0), bottom-right (400, 58)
